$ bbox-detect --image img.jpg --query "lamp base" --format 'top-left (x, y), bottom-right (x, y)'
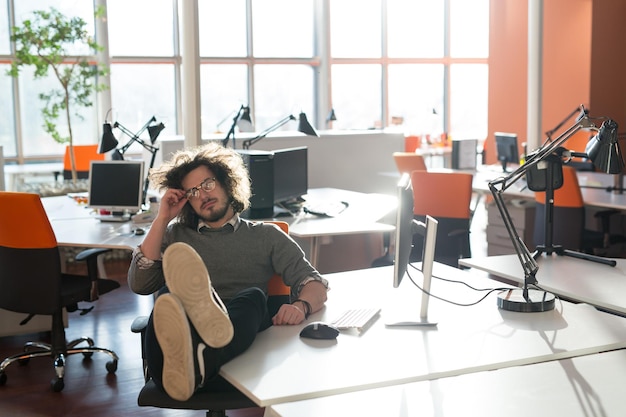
top-left (497, 288), bottom-right (556, 312)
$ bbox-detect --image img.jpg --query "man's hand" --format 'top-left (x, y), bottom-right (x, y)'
top-left (272, 303), bottom-right (306, 325)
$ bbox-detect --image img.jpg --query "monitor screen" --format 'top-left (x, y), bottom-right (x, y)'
top-left (495, 132), bottom-right (519, 172)
top-left (88, 160), bottom-right (145, 214)
top-left (389, 173), bottom-right (438, 326)
top-left (273, 146), bottom-right (308, 205)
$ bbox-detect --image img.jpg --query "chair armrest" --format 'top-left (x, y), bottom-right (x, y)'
top-left (131, 315), bottom-right (150, 334)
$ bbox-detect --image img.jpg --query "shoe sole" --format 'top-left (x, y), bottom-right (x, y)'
top-left (153, 293), bottom-right (195, 401)
top-left (163, 242), bottom-right (234, 348)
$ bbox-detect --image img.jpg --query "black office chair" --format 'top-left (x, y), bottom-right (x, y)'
top-left (0, 192), bottom-right (120, 392)
top-left (533, 166), bottom-right (625, 256)
top-left (131, 221), bottom-right (292, 417)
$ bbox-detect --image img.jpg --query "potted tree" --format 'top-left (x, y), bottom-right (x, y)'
top-left (7, 7), bottom-right (109, 183)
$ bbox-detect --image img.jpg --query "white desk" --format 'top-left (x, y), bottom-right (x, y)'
top-left (220, 263), bottom-right (626, 407)
top-left (42, 188), bottom-right (396, 266)
top-left (265, 348), bottom-right (626, 417)
top-left (42, 196), bottom-right (145, 250)
top-left (459, 254), bottom-right (626, 316)
top-left (285, 188), bottom-right (396, 267)
top-left (472, 165), bottom-right (626, 210)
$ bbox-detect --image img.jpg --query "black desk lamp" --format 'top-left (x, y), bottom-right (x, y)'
top-left (222, 105), bottom-right (254, 149)
top-left (488, 105), bottom-right (623, 313)
top-left (99, 116), bottom-right (164, 206)
top-left (242, 112), bottom-right (319, 150)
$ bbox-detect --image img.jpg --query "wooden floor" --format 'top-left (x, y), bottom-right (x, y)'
top-left (0, 205), bottom-right (491, 416)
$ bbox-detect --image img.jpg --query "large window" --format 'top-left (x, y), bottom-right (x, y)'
top-left (3, 0), bottom-right (489, 161)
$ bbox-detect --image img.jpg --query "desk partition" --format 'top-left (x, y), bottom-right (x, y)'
top-left (459, 254), bottom-right (626, 316)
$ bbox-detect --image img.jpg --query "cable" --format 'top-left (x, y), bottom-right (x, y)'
top-left (406, 262), bottom-right (513, 307)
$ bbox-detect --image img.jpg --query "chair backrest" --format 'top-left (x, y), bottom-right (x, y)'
top-left (533, 165), bottom-right (585, 250)
top-left (534, 165), bottom-right (584, 208)
top-left (404, 135), bottom-right (420, 152)
top-left (393, 152), bottom-right (428, 174)
top-left (266, 221), bottom-right (291, 296)
top-left (63, 144), bottom-right (105, 180)
top-left (0, 192), bottom-right (62, 314)
top-left (411, 170), bottom-right (473, 219)
top-left (410, 170), bottom-right (474, 267)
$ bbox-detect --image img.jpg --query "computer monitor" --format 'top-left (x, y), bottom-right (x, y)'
top-left (495, 132), bottom-right (519, 172)
top-left (88, 160), bottom-right (145, 220)
top-left (273, 146), bottom-right (308, 205)
top-left (388, 173), bottom-right (438, 327)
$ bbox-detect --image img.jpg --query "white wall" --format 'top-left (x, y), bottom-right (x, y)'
top-left (155, 130), bottom-right (404, 196)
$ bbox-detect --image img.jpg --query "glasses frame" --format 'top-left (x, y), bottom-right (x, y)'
top-left (185, 177), bottom-right (217, 200)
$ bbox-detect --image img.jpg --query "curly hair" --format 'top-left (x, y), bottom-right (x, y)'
top-left (149, 142), bottom-right (251, 226)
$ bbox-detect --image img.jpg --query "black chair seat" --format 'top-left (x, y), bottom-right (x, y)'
top-left (137, 379), bottom-right (257, 411)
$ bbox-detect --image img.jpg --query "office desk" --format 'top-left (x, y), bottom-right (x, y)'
top-left (459, 254), bottom-right (626, 316)
top-left (284, 188), bottom-right (396, 267)
top-left (41, 196), bottom-right (145, 250)
top-left (265, 348), bottom-right (626, 417)
top-left (220, 263), bottom-right (626, 407)
top-left (471, 165), bottom-right (626, 210)
top-left (42, 188), bottom-right (396, 265)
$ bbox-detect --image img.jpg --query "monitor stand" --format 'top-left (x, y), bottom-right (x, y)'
top-left (385, 317), bottom-right (437, 327)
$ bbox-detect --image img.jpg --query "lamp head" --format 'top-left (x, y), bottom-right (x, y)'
top-left (585, 119), bottom-right (624, 174)
top-left (147, 122), bottom-right (165, 144)
top-left (237, 106), bottom-right (255, 132)
top-left (297, 112), bottom-right (319, 137)
top-left (99, 122), bottom-right (119, 154)
top-left (326, 108), bottom-right (337, 122)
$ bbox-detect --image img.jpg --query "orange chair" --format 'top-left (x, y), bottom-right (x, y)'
top-left (0, 192), bottom-right (119, 391)
top-left (393, 152), bottom-right (428, 174)
top-left (132, 221), bottom-right (291, 415)
top-left (63, 144), bottom-right (104, 180)
top-left (410, 170), bottom-right (474, 267)
top-left (404, 135), bottom-right (420, 152)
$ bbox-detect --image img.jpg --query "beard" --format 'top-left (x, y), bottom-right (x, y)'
top-left (198, 197), bottom-right (232, 223)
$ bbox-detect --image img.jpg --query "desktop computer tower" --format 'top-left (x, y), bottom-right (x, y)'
top-left (237, 149), bottom-right (275, 219)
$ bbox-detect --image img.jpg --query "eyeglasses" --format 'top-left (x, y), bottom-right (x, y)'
top-left (184, 177), bottom-right (217, 199)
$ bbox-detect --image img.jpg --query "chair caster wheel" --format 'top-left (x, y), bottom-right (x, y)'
top-left (51, 376), bottom-right (65, 392)
top-left (106, 360), bottom-right (118, 373)
top-left (0, 371), bottom-right (7, 386)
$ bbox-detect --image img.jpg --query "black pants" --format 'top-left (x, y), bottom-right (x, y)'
top-left (145, 287), bottom-right (281, 392)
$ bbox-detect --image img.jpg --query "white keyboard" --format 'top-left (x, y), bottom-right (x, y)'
top-left (331, 308), bottom-right (381, 331)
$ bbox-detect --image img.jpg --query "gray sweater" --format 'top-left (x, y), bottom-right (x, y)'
top-left (128, 219), bottom-right (322, 302)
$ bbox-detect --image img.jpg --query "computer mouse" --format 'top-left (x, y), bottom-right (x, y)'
top-left (134, 227), bottom-right (145, 236)
top-left (299, 321), bottom-right (339, 340)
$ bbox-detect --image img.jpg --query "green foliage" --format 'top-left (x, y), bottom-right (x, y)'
top-left (7, 7), bottom-right (109, 146)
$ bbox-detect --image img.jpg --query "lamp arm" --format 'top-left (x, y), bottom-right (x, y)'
top-left (114, 120), bottom-right (159, 155)
top-left (545, 106), bottom-right (586, 141)
top-left (487, 111), bottom-right (599, 290)
top-left (242, 115), bottom-right (295, 150)
top-left (222, 105), bottom-right (245, 147)
top-left (488, 178), bottom-right (539, 288)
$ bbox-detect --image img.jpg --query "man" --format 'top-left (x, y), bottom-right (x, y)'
top-left (128, 142), bottom-right (328, 401)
